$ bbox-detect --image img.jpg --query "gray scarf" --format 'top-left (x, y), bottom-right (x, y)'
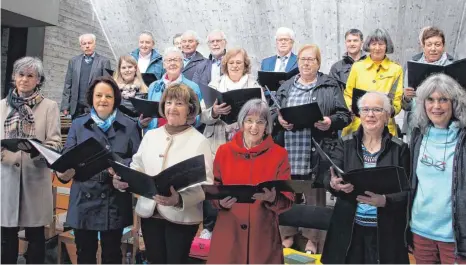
top-left (418, 52), bottom-right (451, 66)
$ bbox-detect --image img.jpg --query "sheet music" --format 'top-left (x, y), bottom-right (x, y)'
top-left (28, 140), bottom-right (61, 164)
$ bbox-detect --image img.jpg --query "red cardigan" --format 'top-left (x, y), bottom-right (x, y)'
top-left (207, 131), bottom-right (294, 264)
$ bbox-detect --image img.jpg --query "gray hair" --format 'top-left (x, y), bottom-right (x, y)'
top-left (237, 99), bottom-right (273, 135)
top-left (12, 56), bottom-right (45, 88)
top-left (411, 73), bottom-right (466, 133)
top-left (362, 28), bottom-right (394, 54)
top-left (78, 33), bottom-right (96, 44)
top-left (139, 30), bottom-right (155, 42)
top-left (163, 46), bottom-right (183, 59)
top-left (275, 27), bottom-right (295, 40)
top-left (182, 30), bottom-right (200, 43)
top-left (357, 91), bottom-right (392, 115)
top-left (206, 29), bottom-right (227, 42)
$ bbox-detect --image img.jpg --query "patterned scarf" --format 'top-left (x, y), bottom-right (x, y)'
top-left (90, 108), bottom-right (117, 132)
top-left (4, 88), bottom-right (44, 138)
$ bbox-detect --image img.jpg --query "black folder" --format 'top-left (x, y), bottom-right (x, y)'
top-left (202, 180), bottom-right (313, 203)
top-left (408, 58), bottom-right (466, 89)
top-left (26, 137), bottom-right (113, 180)
top-left (258, 67), bottom-right (300, 91)
top-left (118, 93), bottom-right (149, 117)
top-left (312, 138), bottom-right (408, 196)
top-left (128, 97), bottom-right (160, 118)
top-left (351, 88), bottom-right (367, 116)
top-left (109, 155), bottom-right (206, 198)
top-left (106, 69), bottom-right (158, 87)
top-left (200, 86), bottom-right (262, 124)
top-left (279, 103), bottom-right (323, 129)
top-left (1, 138), bottom-right (40, 153)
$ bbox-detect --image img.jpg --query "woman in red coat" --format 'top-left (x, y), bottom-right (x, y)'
top-left (207, 99), bottom-right (294, 264)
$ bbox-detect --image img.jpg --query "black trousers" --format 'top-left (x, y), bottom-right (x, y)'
top-left (141, 217), bottom-right (198, 264)
top-left (346, 224), bottom-right (379, 264)
top-left (202, 200), bottom-right (218, 231)
top-left (73, 228), bottom-right (123, 264)
top-left (1, 226), bottom-right (45, 264)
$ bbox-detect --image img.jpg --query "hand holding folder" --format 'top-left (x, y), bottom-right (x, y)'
top-left (1, 138), bottom-right (41, 153)
top-left (109, 155), bottom-right (206, 198)
top-left (202, 180), bottom-right (313, 203)
top-left (408, 58), bottom-right (466, 89)
top-left (258, 67), bottom-right (299, 91)
top-left (199, 85), bottom-right (262, 124)
top-left (128, 97), bottom-right (160, 118)
top-left (279, 103), bottom-right (324, 129)
top-left (312, 138), bottom-right (408, 197)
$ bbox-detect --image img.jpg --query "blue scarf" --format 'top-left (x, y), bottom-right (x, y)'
top-left (90, 108), bottom-right (117, 132)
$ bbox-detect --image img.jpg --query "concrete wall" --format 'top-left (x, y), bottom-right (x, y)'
top-left (2, 0), bottom-right (60, 26)
top-left (90, 0), bottom-right (466, 74)
top-left (1, 28), bottom-right (10, 93)
top-left (41, 0), bottom-right (115, 104)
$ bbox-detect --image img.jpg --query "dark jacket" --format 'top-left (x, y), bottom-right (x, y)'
top-left (191, 52), bottom-right (225, 86)
top-left (328, 52), bottom-right (367, 90)
top-left (272, 72), bottom-right (351, 185)
top-left (61, 53), bottom-right (111, 116)
top-left (407, 126), bottom-right (466, 258)
top-left (63, 111), bottom-right (141, 230)
top-left (321, 126), bottom-right (411, 264)
top-left (130, 48), bottom-right (164, 80)
top-left (182, 51), bottom-right (206, 80)
top-left (260, 53), bottom-right (298, 72)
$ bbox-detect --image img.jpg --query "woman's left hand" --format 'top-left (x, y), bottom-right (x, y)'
top-left (252, 187), bottom-right (276, 203)
top-left (139, 114), bottom-right (152, 128)
top-left (154, 186), bottom-right (180, 207)
top-left (356, 191), bottom-right (386, 207)
top-left (314, 116), bottom-right (332, 131)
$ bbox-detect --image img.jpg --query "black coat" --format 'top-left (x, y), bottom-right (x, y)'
top-left (321, 127), bottom-right (410, 264)
top-left (62, 111), bottom-right (141, 230)
top-left (272, 72), bottom-right (351, 185)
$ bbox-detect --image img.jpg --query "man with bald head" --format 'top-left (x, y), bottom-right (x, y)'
top-left (180, 30), bottom-right (206, 80)
top-left (61, 33), bottom-right (111, 118)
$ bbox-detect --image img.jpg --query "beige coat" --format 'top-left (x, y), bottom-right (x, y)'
top-left (201, 75), bottom-right (263, 156)
top-left (131, 126), bottom-right (214, 224)
top-left (1, 98), bottom-right (62, 227)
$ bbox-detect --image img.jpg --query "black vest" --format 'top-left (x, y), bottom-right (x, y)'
top-left (78, 57), bottom-right (94, 104)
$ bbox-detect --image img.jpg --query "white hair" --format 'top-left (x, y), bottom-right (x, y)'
top-left (79, 33), bottom-right (96, 44)
top-left (163, 46), bottom-right (183, 59)
top-left (182, 30), bottom-right (200, 43)
top-left (139, 30), bottom-right (155, 42)
top-left (357, 91), bottom-right (392, 115)
top-left (206, 29), bottom-right (227, 42)
top-left (275, 27), bottom-right (295, 40)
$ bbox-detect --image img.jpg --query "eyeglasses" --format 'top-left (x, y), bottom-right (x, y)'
top-left (359, 107), bottom-right (385, 115)
top-left (164, 58), bottom-right (181, 63)
top-left (208, 39), bottom-right (224, 44)
top-left (425, 97), bottom-right (450, 105)
top-left (277, 38), bottom-right (292, 43)
top-left (244, 119), bottom-right (266, 126)
top-left (299, 57), bottom-right (317, 63)
top-left (419, 127), bottom-right (448, 171)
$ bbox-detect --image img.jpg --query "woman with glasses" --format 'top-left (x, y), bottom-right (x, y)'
top-left (273, 44), bottom-right (351, 253)
top-left (407, 73), bottom-right (466, 264)
top-left (207, 99), bottom-right (293, 264)
top-left (342, 28), bottom-right (404, 137)
top-left (142, 47), bottom-right (204, 131)
top-left (321, 92), bottom-right (410, 264)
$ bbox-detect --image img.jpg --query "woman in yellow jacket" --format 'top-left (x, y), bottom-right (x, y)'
top-left (342, 28), bottom-right (403, 137)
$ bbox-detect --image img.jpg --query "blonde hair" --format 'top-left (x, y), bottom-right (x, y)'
top-left (297, 44), bottom-right (322, 69)
top-left (221, 48), bottom-right (251, 76)
top-left (159, 84), bottom-right (200, 125)
top-left (113, 55), bottom-right (148, 93)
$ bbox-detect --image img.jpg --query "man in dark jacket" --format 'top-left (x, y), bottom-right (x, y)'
top-left (329, 29), bottom-right (366, 90)
top-left (61, 33), bottom-right (111, 119)
top-left (180, 30), bottom-right (206, 80)
top-left (192, 29), bottom-right (227, 87)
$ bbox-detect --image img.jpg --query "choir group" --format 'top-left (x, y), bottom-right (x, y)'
top-left (1, 25), bottom-right (466, 264)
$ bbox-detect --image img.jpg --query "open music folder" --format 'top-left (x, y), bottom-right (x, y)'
top-left (199, 85), bottom-right (262, 124)
top-left (280, 103), bottom-right (323, 129)
top-left (1, 138), bottom-right (41, 153)
top-left (312, 138), bottom-right (408, 196)
top-left (202, 180), bottom-right (314, 203)
top-left (21, 137), bottom-right (114, 180)
top-left (257, 67), bottom-right (300, 91)
top-left (408, 58), bottom-right (466, 89)
top-left (109, 155), bottom-right (206, 198)
top-left (128, 97), bottom-right (160, 118)
top-left (106, 69), bottom-right (158, 87)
